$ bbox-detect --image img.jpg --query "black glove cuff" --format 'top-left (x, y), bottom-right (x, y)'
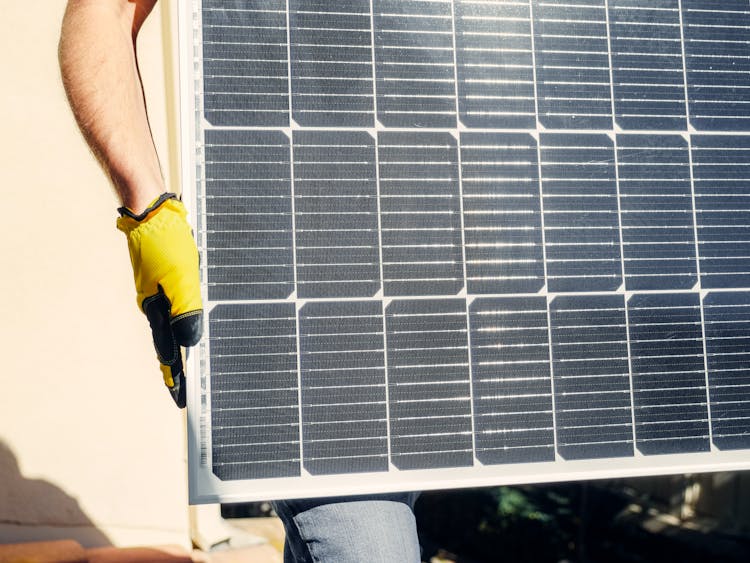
top-left (117, 193), bottom-right (177, 221)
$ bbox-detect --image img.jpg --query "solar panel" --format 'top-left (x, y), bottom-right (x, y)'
top-left (178, 0), bottom-right (750, 504)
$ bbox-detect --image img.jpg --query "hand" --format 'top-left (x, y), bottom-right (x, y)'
top-left (116, 193), bottom-right (203, 408)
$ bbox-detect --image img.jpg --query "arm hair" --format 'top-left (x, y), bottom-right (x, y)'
top-left (59, 0), bottom-right (163, 213)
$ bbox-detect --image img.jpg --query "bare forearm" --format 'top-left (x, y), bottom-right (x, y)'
top-left (59, 0), bottom-right (162, 213)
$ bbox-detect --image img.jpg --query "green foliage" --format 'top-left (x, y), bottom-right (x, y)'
top-left (416, 486), bottom-right (575, 562)
top-left (494, 486), bottom-right (554, 524)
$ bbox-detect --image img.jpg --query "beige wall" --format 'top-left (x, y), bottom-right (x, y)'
top-left (0, 2), bottom-right (190, 548)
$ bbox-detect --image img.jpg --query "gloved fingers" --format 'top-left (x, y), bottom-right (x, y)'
top-left (144, 284), bottom-right (203, 348)
top-left (143, 287), bottom-right (179, 365)
top-left (145, 288), bottom-right (187, 409)
top-left (172, 309), bottom-right (203, 347)
top-left (159, 359), bottom-right (186, 409)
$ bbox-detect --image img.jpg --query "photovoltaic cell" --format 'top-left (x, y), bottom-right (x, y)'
top-left (616, 134), bottom-right (697, 291)
top-left (540, 133), bottom-right (622, 293)
top-left (299, 301), bottom-right (388, 474)
top-left (373, 0), bottom-right (457, 128)
top-left (204, 130), bottom-right (294, 301)
top-left (682, 1), bottom-right (750, 131)
top-left (469, 296), bottom-right (554, 465)
top-left (550, 295), bottom-right (633, 460)
top-left (692, 135), bottom-right (750, 289)
top-left (209, 303), bottom-right (300, 480)
top-left (608, 0), bottom-right (687, 131)
top-left (292, 130), bottom-right (381, 298)
top-left (628, 293), bottom-right (710, 455)
top-left (202, 1), bottom-right (289, 126)
top-left (378, 131), bottom-right (464, 296)
top-left (186, 0), bottom-right (750, 501)
top-left (454, 0), bottom-right (536, 129)
top-left (385, 299), bottom-right (473, 470)
top-left (460, 132), bottom-right (544, 294)
top-left (704, 292), bottom-right (750, 451)
top-left (532, 0), bottom-right (612, 130)
top-left (289, 0), bottom-right (375, 127)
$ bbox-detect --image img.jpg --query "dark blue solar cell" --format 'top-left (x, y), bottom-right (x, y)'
top-left (454, 0), bottom-right (535, 129)
top-left (617, 134), bottom-right (697, 290)
top-left (469, 297), bottom-right (554, 465)
top-left (550, 294), bottom-right (634, 460)
top-left (293, 130), bottom-right (381, 298)
top-left (540, 133), bottom-right (622, 292)
top-left (373, 0), bottom-right (456, 127)
top-left (628, 293), bottom-right (710, 455)
top-left (460, 132), bottom-right (544, 294)
top-left (298, 301), bottom-right (388, 474)
top-left (378, 131), bottom-right (464, 296)
top-left (289, 1), bottom-right (374, 127)
top-left (532, 0), bottom-right (612, 129)
top-left (202, 0), bottom-right (289, 126)
top-left (386, 299), bottom-right (473, 470)
top-left (703, 292), bottom-right (750, 451)
top-left (204, 130), bottom-right (295, 301)
top-left (609, 0), bottom-right (687, 130)
top-left (692, 136), bottom-right (750, 288)
top-left (210, 303), bottom-right (300, 480)
top-left (682, 1), bottom-right (750, 131)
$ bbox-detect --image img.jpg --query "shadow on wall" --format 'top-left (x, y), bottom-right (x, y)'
top-left (0, 439), bottom-right (111, 547)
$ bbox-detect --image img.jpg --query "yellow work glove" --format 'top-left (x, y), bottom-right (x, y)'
top-left (116, 193), bottom-right (203, 408)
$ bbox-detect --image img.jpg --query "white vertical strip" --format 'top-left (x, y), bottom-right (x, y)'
top-left (190, 0), bottom-right (213, 470)
top-left (369, 0), bottom-right (393, 467)
top-left (678, 0), bottom-right (714, 449)
top-left (604, 0), bottom-right (636, 453)
top-left (528, 0), bottom-right (558, 458)
top-left (450, 0), bottom-right (478, 464)
top-left (285, 0), bottom-right (306, 470)
top-left (609, 138), bottom-right (638, 453)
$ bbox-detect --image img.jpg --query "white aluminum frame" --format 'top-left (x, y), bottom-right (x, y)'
top-left (177, 0), bottom-right (750, 505)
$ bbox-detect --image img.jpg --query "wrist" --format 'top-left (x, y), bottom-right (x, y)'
top-left (119, 188), bottom-right (166, 216)
top-left (118, 193), bottom-right (177, 221)
top-left (111, 167), bottom-right (166, 215)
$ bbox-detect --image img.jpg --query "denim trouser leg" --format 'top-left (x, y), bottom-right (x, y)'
top-left (272, 493), bottom-right (421, 563)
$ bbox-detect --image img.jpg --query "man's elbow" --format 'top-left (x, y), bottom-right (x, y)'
top-left (59, 0), bottom-right (157, 46)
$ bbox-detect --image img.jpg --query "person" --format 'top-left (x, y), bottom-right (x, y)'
top-left (58, 1), bottom-right (421, 561)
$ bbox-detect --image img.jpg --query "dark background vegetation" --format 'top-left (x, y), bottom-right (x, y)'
top-left (223, 477), bottom-right (750, 563)
top-left (414, 481), bottom-right (750, 563)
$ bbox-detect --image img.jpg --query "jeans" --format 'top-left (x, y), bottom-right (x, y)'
top-left (272, 492), bottom-right (421, 563)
